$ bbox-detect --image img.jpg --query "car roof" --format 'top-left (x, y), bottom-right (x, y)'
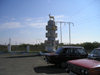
top-left (59, 46), bottom-right (84, 49)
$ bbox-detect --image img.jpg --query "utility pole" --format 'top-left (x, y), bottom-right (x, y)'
top-left (56, 21), bottom-right (67, 44)
top-left (8, 38), bottom-right (11, 52)
top-left (66, 22), bottom-right (74, 45)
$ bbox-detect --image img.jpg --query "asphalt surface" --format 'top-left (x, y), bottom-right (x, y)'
top-left (0, 53), bottom-right (69, 75)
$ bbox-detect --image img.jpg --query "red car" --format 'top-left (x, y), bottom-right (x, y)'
top-left (67, 59), bottom-right (100, 75)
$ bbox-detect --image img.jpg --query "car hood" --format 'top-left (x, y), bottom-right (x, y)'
top-left (68, 59), bottom-right (100, 69)
top-left (44, 52), bottom-right (58, 56)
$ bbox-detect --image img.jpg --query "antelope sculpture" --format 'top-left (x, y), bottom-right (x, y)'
top-left (49, 14), bottom-right (54, 20)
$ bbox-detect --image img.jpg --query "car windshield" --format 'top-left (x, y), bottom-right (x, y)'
top-left (76, 48), bottom-right (87, 54)
top-left (90, 49), bottom-right (100, 56)
top-left (56, 48), bottom-right (62, 54)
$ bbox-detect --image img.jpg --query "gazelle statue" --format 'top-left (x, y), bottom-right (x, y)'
top-left (49, 14), bottom-right (55, 20)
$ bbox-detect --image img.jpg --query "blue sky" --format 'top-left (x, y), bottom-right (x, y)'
top-left (0, 0), bottom-right (100, 45)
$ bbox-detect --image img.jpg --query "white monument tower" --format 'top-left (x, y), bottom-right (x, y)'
top-left (45, 15), bottom-right (58, 52)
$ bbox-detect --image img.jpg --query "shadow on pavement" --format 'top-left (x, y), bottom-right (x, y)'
top-left (7, 55), bottom-right (40, 58)
top-left (34, 65), bottom-right (67, 74)
top-left (5, 53), bottom-right (41, 58)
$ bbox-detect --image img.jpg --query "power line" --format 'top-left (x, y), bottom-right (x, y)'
top-left (56, 21), bottom-right (74, 44)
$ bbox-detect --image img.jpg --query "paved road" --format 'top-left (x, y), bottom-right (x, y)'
top-left (0, 53), bottom-right (69, 75)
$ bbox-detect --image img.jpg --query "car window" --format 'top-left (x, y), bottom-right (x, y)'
top-left (76, 48), bottom-right (87, 55)
top-left (65, 49), bottom-right (69, 54)
top-left (56, 48), bottom-right (62, 54)
top-left (59, 48), bottom-right (70, 55)
top-left (60, 48), bottom-right (68, 54)
top-left (67, 48), bottom-right (74, 55)
top-left (74, 49), bottom-right (79, 54)
top-left (91, 49), bottom-right (100, 56)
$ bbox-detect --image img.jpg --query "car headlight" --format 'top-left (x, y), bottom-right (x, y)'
top-left (81, 69), bottom-right (84, 73)
top-left (84, 70), bottom-right (88, 75)
top-left (81, 69), bottom-right (88, 75)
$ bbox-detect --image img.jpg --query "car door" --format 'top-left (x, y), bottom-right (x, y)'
top-left (58, 48), bottom-right (68, 62)
top-left (68, 48), bottom-right (76, 60)
top-left (63, 48), bottom-right (74, 60)
top-left (67, 48), bottom-right (80, 60)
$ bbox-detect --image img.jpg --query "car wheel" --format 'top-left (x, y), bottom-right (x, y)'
top-left (66, 68), bottom-right (70, 73)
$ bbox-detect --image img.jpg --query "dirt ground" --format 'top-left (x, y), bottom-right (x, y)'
top-left (0, 53), bottom-right (69, 75)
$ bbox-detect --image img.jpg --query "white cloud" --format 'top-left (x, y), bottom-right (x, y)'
top-left (29, 22), bottom-right (46, 28)
top-left (0, 22), bottom-right (23, 29)
top-left (24, 15), bottom-right (66, 28)
top-left (25, 17), bottom-right (47, 21)
top-left (54, 15), bottom-right (66, 21)
top-left (24, 17), bottom-right (48, 28)
top-left (25, 18), bottom-right (33, 21)
top-left (55, 15), bottom-right (65, 19)
top-left (11, 18), bottom-right (16, 21)
top-left (0, 15), bottom-right (66, 30)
